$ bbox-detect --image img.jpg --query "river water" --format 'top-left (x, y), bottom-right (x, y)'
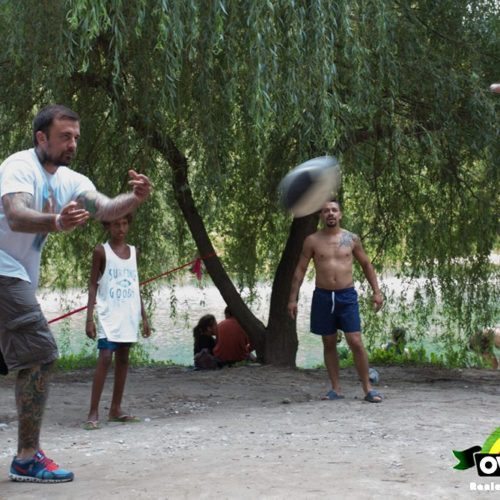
top-left (39, 275), bottom-right (440, 368)
top-left (40, 280), bottom-right (325, 368)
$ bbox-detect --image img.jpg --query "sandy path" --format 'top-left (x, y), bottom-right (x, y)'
top-left (0, 365), bottom-right (498, 499)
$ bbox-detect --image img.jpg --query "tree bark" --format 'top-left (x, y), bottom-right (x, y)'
top-left (130, 116), bottom-right (268, 356)
top-left (167, 142), bottom-right (268, 355)
top-left (130, 113), bottom-right (321, 366)
top-left (265, 215), bottom-right (318, 366)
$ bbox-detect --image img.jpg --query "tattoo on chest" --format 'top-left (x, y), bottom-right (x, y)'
top-left (339, 231), bottom-right (354, 248)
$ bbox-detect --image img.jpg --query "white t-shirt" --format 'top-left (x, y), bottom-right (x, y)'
top-left (96, 242), bottom-right (141, 343)
top-left (0, 148), bottom-right (95, 288)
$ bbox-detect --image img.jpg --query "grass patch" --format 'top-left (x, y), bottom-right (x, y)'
top-left (55, 325), bottom-right (180, 371)
top-left (311, 345), bottom-right (491, 370)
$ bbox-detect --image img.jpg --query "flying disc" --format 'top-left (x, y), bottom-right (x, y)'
top-left (278, 156), bottom-right (341, 218)
top-left (490, 83), bottom-right (500, 94)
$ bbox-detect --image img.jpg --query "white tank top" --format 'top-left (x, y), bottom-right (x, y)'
top-left (96, 242), bottom-right (141, 342)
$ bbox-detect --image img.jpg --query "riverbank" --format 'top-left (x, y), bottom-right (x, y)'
top-left (0, 364), bottom-right (498, 499)
top-left (39, 278), bottom-right (474, 370)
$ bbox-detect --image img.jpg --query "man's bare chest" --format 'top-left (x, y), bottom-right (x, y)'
top-left (314, 233), bottom-right (354, 261)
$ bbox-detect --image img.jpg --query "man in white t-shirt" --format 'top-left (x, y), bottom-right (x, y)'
top-left (0, 104), bottom-right (152, 483)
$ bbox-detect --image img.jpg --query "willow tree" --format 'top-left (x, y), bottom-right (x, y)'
top-left (0, 0), bottom-right (498, 366)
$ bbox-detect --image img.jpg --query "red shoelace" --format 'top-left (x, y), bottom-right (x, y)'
top-left (36, 450), bottom-right (59, 471)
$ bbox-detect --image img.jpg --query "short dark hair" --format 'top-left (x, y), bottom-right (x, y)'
top-left (102, 213), bottom-right (133, 230)
top-left (224, 306), bottom-right (233, 318)
top-left (319, 198), bottom-right (341, 213)
top-left (33, 104), bottom-right (80, 146)
top-left (329, 198), bottom-right (341, 210)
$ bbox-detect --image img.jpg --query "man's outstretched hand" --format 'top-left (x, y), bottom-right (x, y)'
top-left (128, 169), bottom-right (152, 203)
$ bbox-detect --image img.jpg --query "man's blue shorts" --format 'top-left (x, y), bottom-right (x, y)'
top-left (97, 338), bottom-right (132, 351)
top-left (310, 287), bottom-right (361, 335)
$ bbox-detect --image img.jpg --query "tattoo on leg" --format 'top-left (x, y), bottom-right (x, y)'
top-left (15, 363), bottom-right (53, 453)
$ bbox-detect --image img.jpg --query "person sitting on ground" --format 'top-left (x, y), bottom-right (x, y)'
top-left (213, 307), bottom-right (256, 366)
top-left (193, 314), bottom-right (219, 370)
top-left (468, 327), bottom-right (500, 370)
top-left (384, 327), bottom-right (408, 356)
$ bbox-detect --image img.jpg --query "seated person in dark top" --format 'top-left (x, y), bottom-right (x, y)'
top-left (213, 307), bottom-right (256, 366)
top-left (193, 314), bottom-right (219, 370)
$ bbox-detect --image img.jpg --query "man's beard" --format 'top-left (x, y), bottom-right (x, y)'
top-left (36, 148), bottom-right (73, 167)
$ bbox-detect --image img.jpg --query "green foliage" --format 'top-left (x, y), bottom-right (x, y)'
top-left (0, 0), bottom-right (498, 352)
top-left (54, 324), bottom-right (177, 371)
top-left (367, 345), bottom-right (471, 369)
top-left (55, 353), bottom-right (98, 371)
top-left (55, 349), bottom-right (178, 371)
top-left (54, 319), bottom-right (98, 370)
top-left (128, 341), bottom-right (155, 367)
top-left (313, 344), bottom-right (486, 371)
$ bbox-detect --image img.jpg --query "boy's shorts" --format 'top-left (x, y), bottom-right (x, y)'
top-left (97, 338), bottom-right (133, 351)
top-left (0, 276), bottom-right (58, 371)
top-left (310, 287), bottom-right (361, 336)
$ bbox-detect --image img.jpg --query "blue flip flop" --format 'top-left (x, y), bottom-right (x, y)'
top-left (364, 390), bottom-right (383, 403)
top-left (322, 390), bottom-right (345, 401)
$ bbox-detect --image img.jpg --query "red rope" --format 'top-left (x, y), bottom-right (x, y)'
top-left (48, 305), bottom-right (88, 324)
top-left (47, 253), bottom-right (216, 324)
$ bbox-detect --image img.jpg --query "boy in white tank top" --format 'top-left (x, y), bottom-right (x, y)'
top-left (84, 213), bottom-right (150, 429)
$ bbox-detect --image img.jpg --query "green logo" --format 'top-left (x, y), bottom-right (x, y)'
top-left (453, 427), bottom-right (500, 476)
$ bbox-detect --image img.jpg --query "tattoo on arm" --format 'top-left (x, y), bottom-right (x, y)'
top-left (2, 192), bottom-right (56, 233)
top-left (78, 191), bottom-right (139, 221)
top-left (7, 192), bottom-right (34, 210)
top-left (77, 191), bottom-right (99, 215)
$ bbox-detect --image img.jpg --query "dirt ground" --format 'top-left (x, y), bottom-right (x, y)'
top-left (0, 364), bottom-right (498, 500)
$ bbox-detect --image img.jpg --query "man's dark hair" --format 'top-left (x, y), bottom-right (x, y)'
top-left (224, 306), bottom-right (233, 318)
top-left (330, 198), bottom-right (341, 210)
top-left (33, 104), bottom-right (80, 146)
top-left (318, 198), bottom-right (341, 214)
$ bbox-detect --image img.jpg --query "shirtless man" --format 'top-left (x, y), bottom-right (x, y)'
top-left (288, 200), bottom-right (384, 403)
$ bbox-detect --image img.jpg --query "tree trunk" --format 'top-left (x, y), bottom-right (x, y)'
top-left (265, 215), bottom-right (318, 366)
top-left (131, 119), bottom-right (268, 355)
top-left (168, 149), bottom-right (267, 355)
top-left (131, 114), bottom-right (320, 366)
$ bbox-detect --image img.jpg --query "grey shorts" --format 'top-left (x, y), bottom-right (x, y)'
top-left (0, 276), bottom-right (58, 371)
